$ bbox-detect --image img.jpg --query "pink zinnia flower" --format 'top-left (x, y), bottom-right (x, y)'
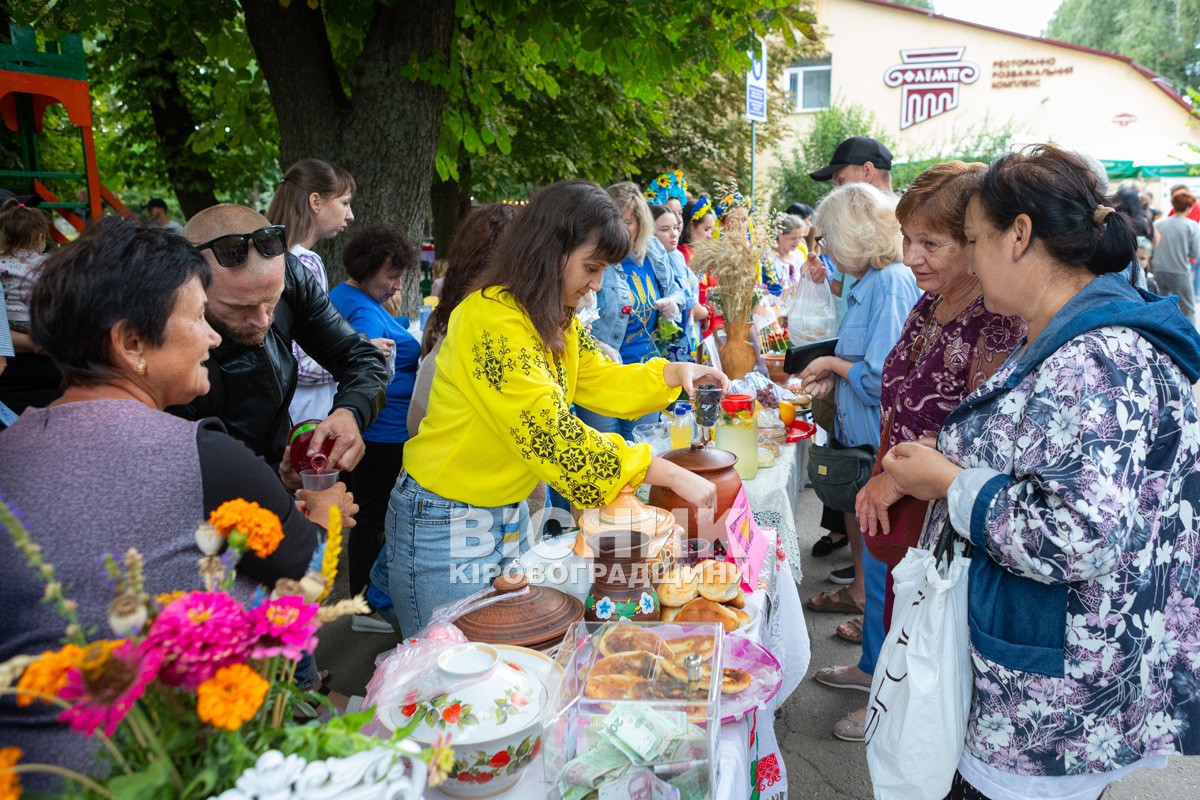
top-left (146, 591), bottom-right (253, 689)
top-left (248, 595), bottom-right (318, 660)
top-left (58, 640), bottom-right (162, 737)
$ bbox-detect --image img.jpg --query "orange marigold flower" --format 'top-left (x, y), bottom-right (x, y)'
top-left (15, 644), bottom-right (85, 707)
top-left (196, 663), bottom-right (269, 731)
top-left (208, 499), bottom-right (284, 559)
top-left (0, 746), bottom-right (22, 799)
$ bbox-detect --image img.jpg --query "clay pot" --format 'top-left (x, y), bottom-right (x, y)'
top-left (719, 321), bottom-right (758, 381)
top-left (575, 485), bottom-right (682, 578)
top-left (455, 573), bottom-right (583, 652)
top-left (648, 445), bottom-right (743, 545)
top-left (584, 532), bottom-right (660, 623)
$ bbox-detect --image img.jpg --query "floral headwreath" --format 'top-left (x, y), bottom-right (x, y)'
top-left (686, 197), bottom-right (714, 224)
top-left (715, 191), bottom-right (753, 220)
top-left (643, 170), bottom-right (689, 206)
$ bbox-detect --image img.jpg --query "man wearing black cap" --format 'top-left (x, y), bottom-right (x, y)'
top-left (808, 135), bottom-right (894, 194)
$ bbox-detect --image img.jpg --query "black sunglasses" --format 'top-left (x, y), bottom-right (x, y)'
top-left (197, 225), bottom-right (287, 268)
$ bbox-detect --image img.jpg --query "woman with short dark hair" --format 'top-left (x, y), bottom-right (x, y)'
top-left (329, 225), bottom-right (421, 630)
top-left (0, 216), bottom-right (351, 787)
top-left (385, 180), bottom-right (729, 636)
top-left (885, 145), bottom-right (1200, 798)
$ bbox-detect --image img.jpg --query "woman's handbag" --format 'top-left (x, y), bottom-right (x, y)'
top-left (807, 439), bottom-right (875, 514)
top-left (863, 406), bottom-right (931, 567)
top-left (864, 308), bottom-right (938, 566)
top-left (865, 517), bottom-right (973, 800)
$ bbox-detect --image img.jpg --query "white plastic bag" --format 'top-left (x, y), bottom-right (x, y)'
top-left (865, 524), bottom-right (972, 800)
top-left (787, 277), bottom-right (839, 345)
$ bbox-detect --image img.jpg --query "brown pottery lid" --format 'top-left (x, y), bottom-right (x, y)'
top-left (455, 573), bottom-right (583, 650)
top-left (660, 444), bottom-right (738, 473)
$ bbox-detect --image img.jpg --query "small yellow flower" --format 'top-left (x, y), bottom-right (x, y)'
top-left (656, 175), bottom-right (670, 187)
top-left (16, 644), bottom-right (85, 707)
top-left (0, 746), bottom-right (22, 800)
top-left (196, 663), bottom-right (269, 731)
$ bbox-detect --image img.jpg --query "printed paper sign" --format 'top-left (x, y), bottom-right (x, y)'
top-left (724, 485), bottom-right (766, 592)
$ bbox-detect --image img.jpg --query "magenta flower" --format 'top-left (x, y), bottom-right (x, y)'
top-left (248, 595), bottom-right (319, 660)
top-left (146, 591), bottom-right (253, 689)
top-left (58, 640), bottom-right (163, 737)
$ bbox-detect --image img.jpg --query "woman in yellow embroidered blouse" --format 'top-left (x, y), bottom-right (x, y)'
top-left (384, 180), bottom-right (729, 635)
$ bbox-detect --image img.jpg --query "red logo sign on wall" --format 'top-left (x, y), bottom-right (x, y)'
top-left (1112, 113), bottom-right (1137, 127)
top-left (884, 47), bottom-right (980, 129)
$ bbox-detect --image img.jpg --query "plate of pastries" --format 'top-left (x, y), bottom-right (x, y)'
top-left (657, 560), bottom-right (759, 636)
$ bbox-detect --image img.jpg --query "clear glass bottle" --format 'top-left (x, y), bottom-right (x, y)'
top-left (714, 394), bottom-right (759, 480)
top-left (670, 402), bottom-right (695, 450)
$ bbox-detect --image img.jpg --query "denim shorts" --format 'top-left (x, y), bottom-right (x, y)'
top-left (383, 472), bottom-right (528, 638)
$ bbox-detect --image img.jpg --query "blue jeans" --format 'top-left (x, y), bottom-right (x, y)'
top-left (857, 547), bottom-right (888, 676)
top-left (383, 472), bottom-right (529, 638)
top-left (575, 406), bottom-right (660, 442)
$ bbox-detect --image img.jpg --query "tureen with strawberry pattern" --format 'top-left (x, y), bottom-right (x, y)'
top-left (381, 642), bottom-right (548, 798)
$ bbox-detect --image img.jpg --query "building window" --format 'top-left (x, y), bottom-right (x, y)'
top-left (786, 57), bottom-right (831, 113)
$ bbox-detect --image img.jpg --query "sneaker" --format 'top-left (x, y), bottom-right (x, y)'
top-left (351, 613), bottom-right (396, 634)
top-left (828, 565), bottom-right (855, 585)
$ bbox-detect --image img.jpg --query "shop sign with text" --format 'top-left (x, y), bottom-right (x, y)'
top-left (884, 47), bottom-right (979, 129)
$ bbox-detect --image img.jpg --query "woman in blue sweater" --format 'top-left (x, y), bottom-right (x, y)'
top-left (329, 226), bottom-right (420, 630)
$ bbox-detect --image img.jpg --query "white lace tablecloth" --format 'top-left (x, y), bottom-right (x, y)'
top-left (743, 440), bottom-right (809, 585)
top-left (425, 528), bottom-right (810, 800)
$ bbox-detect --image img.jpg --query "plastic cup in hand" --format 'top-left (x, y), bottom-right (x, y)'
top-left (300, 469), bottom-right (338, 491)
top-left (632, 422), bottom-right (670, 455)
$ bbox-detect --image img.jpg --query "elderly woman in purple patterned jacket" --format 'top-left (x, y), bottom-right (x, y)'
top-left (885, 145), bottom-right (1200, 800)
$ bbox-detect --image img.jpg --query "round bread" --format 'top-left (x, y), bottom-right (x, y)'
top-left (675, 597), bottom-right (741, 634)
top-left (697, 559), bottom-right (742, 603)
top-left (725, 587), bottom-right (746, 609)
top-left (665, 633), bottom-right (717, 662)
top-left (597, 624), bottom-right (668, 658)
top-left (629, 676), bottom-right (703, 701)
top-left (660, 605), bottom-right (680, 623)
top-left (733, 607), bottom-right (751, 628)
top-left (584, 673), bottom-right (645, 700)
top-left (658, 565), bottom-right (700, 607)
top-left (721, 667), bottom-right (753, 695)
top-left (590, 651), bottom-right (664, 679)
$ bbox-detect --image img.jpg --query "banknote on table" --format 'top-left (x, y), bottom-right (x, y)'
top-left (597, 768), bottom-right (681, 800)
top-left (602, 705), bottom-right (689, 762)
top-left (561, 737), bottom-right (634, 789)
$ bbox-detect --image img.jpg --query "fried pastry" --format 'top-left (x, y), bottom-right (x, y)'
top-left (596, 624), bottom-right (668, 658)
top-left (697, 559), bottom-right (742, 603)
top-left (675, 597), bottom-right (741, 633)
top-left (658, 565), bottom-right (701, 607)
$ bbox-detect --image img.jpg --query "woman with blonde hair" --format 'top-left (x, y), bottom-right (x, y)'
top-left (799, 183), bottom-right (919, 740)
top-left (266, 158), bottom-right (357, 424)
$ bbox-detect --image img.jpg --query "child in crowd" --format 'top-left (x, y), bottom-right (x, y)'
top-left (0, 200), bottom-right (60, 412)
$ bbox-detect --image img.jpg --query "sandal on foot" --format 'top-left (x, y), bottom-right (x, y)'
top-left (811, 533), bottom-right (849, 558)
top-left (836, 616), bottom-right (864, 645)
top-left (805, 586), bottom-right (864, 614)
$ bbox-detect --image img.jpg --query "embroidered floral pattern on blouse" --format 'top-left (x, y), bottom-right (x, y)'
top-left (472, 331), bottom-right (514, 391)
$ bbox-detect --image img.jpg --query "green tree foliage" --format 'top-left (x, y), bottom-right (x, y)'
top-left (1046, 0), bottom-right (1200, 90)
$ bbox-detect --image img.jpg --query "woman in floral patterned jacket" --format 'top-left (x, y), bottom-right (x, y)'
top-left (886, 145), bottom-right (1200, 800)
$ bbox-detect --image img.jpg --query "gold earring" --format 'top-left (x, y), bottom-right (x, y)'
top-left (137, 362), bottom-right (146, 376)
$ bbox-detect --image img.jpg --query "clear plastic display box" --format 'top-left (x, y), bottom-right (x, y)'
top-left (543, 620), bottom-right (723, 800)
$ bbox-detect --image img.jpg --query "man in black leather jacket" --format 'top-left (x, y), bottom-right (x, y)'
top-left (170, 204), bottom-right (386, 472)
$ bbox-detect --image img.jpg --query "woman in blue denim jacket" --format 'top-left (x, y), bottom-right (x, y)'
top-left (886, 146), bottom-right (1200, 800)
top-left (583, 182), bottom-right (687, 439)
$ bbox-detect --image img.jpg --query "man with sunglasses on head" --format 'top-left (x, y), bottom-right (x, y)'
top-left (169, 204), bottom-right (387, 479)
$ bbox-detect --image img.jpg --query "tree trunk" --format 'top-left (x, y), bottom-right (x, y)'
top-left (431, 156), bottom-right (471, 262)
top-left (139, 48), bottom-right (220, 218)
top-left (241, 0), bottom-right (455, 318)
